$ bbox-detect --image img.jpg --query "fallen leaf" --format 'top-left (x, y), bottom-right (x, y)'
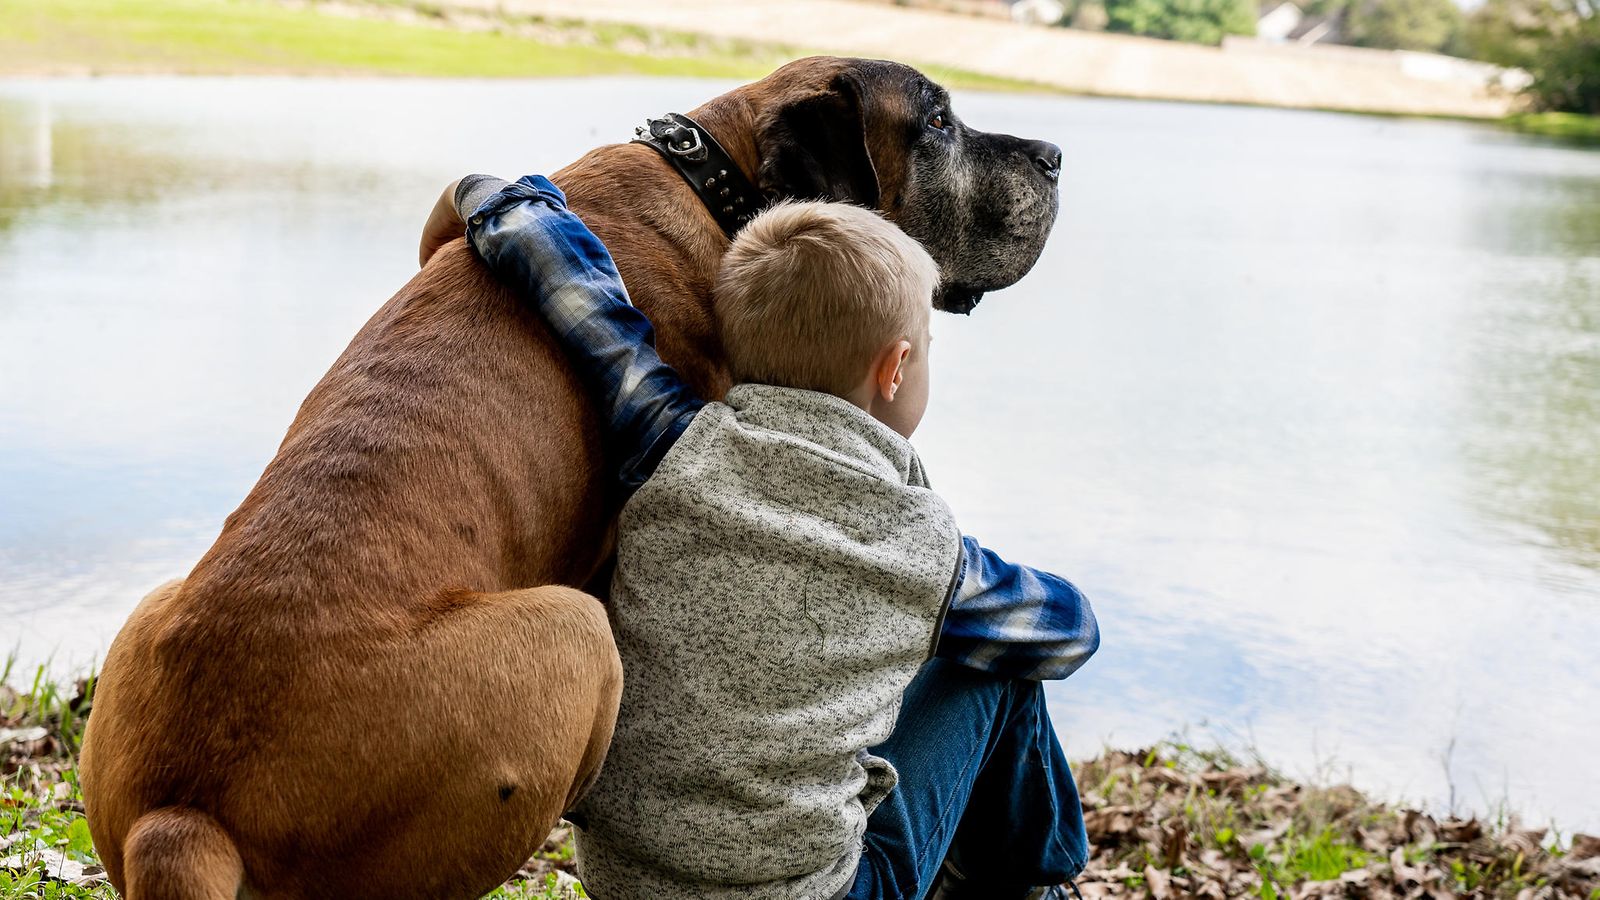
top-left (1242, 819), bottom-right (1291, 849)
top-left (1358, 825), bottom-right (1393, 853)
top-left (0, 848), bottom-right (100, 886)
top-left (1570, 833), bottom-right (1600, 861)
top-left (0, 726), bottom-right (48, 745)
top-left (1557, 856), bottom-right (1600, 879)
top-left (1401, 809), bottom-right (1438, 845)
top-left (1143, 864), bottom-right (1171, 899)
top-left (1501, 827), bottom-right (1548, 857)
top-left (1438, 817), bottom-right (1483, 843)
top-left (1160, 819), bottom-right (1189, 868)
top-left (1200, 766), bottom-right (1267, 797)
top-left (1144, 767), bottom-right (1191, 788)
top-left (1390, 847), bottom-right (1425, 886)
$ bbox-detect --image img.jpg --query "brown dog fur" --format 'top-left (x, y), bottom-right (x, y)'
top-left (80, 56), bottom-right (1054, 899)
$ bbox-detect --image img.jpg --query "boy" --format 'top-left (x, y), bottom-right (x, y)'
top-left (446, 174), bottom-right (1099, 900)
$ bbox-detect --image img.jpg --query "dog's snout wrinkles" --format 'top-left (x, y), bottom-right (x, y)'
top-left (1027, 140), bottom-right (1063, 180)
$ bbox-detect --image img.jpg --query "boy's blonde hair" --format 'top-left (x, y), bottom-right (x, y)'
top-left (714, 201), bottom-right (940, 397)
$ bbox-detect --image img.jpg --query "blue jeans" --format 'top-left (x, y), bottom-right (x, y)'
top-left (843, 659), bottom-right (1089, 900)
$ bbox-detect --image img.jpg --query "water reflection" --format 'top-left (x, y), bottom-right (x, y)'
top-left (0, 78), bottom-right (1596, 831)
top-left (0, 97), bottom-right (192, 232)
top-left (1460, 165), bottom-right (1600, 581)
top-left (1465, 256), bottom-right (1600, 570)
top-left (0, 97), bottom-right (53, 194)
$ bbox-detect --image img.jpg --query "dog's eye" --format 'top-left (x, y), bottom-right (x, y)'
top-left (928, 111), bottom-right (946, 131)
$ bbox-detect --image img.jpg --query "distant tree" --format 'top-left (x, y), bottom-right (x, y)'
top-left (1460, 0), bottom-right (1554, 63)
top-left (1299, 0), bottom-right (1463, 51)
top-left (1463, 0), bottom-right (1600, 113)
top-left (1343, 0), bottom-right (1465, 50)
top-left (1103, 0), bottom-right (1257, 44)
top-left (1068, 0), bottom-right (1112, 31)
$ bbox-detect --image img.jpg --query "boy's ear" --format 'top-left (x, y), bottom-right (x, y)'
top-left (756, 74), bottom-right (881, 208)
top-left (875, 340), bottom-right (911, 402)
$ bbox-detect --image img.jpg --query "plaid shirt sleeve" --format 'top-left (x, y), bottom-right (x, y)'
top-left (937, 535), bottom-right (1100, 681)
top-left (464, 175), bottom-right (704, 494)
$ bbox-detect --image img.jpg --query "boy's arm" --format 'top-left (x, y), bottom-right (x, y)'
top-left (937, 536), bottom-right (1100, 681)
top-left (460, 175), bottom-right (705, 491)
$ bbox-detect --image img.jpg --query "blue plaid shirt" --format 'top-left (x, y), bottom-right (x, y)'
top-left (465, 175), bottom-right (1098, 681)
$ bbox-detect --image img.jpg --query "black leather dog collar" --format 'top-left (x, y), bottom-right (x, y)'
top-left (632, 113), bottom-right (768, 237)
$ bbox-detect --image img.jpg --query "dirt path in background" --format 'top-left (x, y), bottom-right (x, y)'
top-left (438, 0), bottom-right (1517, 117)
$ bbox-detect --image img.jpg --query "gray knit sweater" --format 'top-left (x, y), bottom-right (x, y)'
top-left (572, 383), bottom-right (964, 900)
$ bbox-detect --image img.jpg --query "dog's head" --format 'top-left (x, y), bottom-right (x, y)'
top-left (735, 56), bottom-right (1061, 314)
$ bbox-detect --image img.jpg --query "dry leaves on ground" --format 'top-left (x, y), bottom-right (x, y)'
top-left (1072, 746), bottom-right (1598, 899)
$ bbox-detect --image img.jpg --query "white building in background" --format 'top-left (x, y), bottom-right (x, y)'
top-left (1009, 0), bottom-right (1067, 25)
top-left (1256, 1), bottom-right (1304, 40)
top-left (1254, 0), bottom-right (1342, 44)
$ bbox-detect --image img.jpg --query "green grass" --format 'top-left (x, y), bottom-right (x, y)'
top-left (482, 872), bottom-right (586, 899)
top-left (0, 775), bottom-right (109, 900)
top-left (0, 660), bottom-right (106, 900)
top-left (1250, 825), bottom-right (1370, 893)
top-left (0, 0), bottom-right (1047, 93)
top-left (0, 0), bottom-right (768, 78)
top-left (1503, 112), bottom-right (1600, 144)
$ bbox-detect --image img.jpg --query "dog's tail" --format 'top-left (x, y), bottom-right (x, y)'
top-left (122, 807), bottom-right (243, 900)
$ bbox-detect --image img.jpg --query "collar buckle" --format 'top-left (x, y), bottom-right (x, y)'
top-left (664, 126), bottom-right (706, 161)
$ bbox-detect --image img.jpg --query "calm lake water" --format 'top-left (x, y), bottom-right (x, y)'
top-left (2, 77), bottom-right (1597, 829)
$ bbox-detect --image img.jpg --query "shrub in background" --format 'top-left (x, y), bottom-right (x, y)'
top-left (1297, 0), bottom-right (1463, 52)
top-left (1103, 0), bottom-right (1256, 44)
top-left (1066, 0), bottom-right (1112, 30)
top-left (1342, 0), bottom-right (1464, 50)
top-left (1464, 0), bottom-right (1600, 114)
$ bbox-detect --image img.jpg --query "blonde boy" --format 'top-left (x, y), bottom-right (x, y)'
top-left (446, 174), bottom-right (1099, 900)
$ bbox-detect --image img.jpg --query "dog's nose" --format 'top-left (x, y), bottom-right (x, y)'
top-left (1027, 140), bottom-right (1062, 181)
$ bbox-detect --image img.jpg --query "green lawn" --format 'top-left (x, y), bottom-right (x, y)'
top-left (0, 0), bottom-right (1043, 91)
top-left (0, 0), bottom-right (773, 78)
top-left (1504, 111), bottom-right (1600, 144)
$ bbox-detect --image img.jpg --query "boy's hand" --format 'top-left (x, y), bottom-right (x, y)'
top-left (418, 178), bottom-right (465, 268)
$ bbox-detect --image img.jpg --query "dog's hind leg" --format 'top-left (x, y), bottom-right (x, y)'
top-left (265, 584), bottom-right (623, 900)
top-left (122, 807), bottom-right (242, 900)
top-left (84, 581), bottom-right (620, 900)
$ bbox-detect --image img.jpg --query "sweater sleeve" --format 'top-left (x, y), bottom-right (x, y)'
top-left (936, 535), bottom-right (1100, 681)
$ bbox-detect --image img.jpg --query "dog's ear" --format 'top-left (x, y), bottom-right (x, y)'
top-left (757, 73), bottom-right (881, 208)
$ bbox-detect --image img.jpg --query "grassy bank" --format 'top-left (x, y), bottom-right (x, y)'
top-left (4, 672), bottom-right (1598, 899)
top-left (1504, 112), bottom-right (1600, 144)
top-left (0, 0), bottom-right (1036, 92)
top-left (0, 0), bottom-right (758, 78)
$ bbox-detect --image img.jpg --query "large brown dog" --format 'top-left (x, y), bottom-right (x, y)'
top-left (80, 56), bottom-right (1060, 899)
